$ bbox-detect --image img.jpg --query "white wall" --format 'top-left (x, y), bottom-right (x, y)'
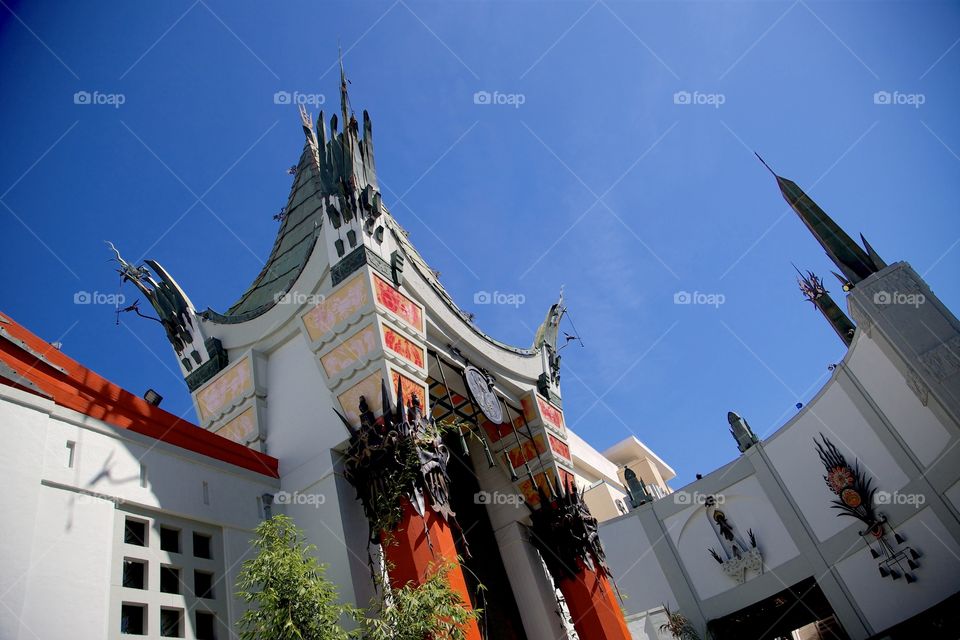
top-left (264, 333), bottom-right (341, 472)
top-left (764, 382), bottom-right (908, 541)
top-left (663, 475), bottom-right (800, 601)
top-left (847, 334), bottom-right (951, 467)
top-left (834, 507), bottom-right (960, 632)
top-left (600, 514), bottom-right (677, 616)
top-left (0, 386), bottom-right (278, 640)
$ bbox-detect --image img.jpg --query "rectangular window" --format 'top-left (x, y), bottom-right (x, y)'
top-left (160, 607), bottom-right (184, 638)
top-left (195, 611), bottom-right (217, 640)
top-left (120, 603), bottom-right (146, 635)
top-left (202, 481), bottom-right (209, 505)
top-left (193, 532), bottom-right (212, 559)
top-left (160, 566), bottom-right (181, 594)
top-left (124, 518), bottom-right (147, 546)
top-left (139, 464), bottom-right (148, 488)
top-left (160, 526), bottom-right (180, 553)
top-left (122, 559), bottom-right (146, 590)
top-left (194, 570), bottom-right (214, 599)
top-left (66, 441), bottom-right (75, 468)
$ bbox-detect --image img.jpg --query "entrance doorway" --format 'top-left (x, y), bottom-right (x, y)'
top-left (708, 577), bottom-right (849, 640)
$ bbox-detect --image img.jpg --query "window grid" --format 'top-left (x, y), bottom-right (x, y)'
top-left (113, 510), bottom-right (226, 640)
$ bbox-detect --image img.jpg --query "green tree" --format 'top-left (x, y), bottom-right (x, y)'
top-left (236, 516), bottom-right (481, 640)
top-left (362, 561), bottom-right (481, 640)
top-left (235, 515), bottom-right (355, 640)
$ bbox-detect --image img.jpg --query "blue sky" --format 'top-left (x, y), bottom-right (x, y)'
top-left (1, 1), bottom-right (958, 487)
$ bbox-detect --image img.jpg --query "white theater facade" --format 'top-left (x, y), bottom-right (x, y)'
top-left (1, 73), bottom-right (958, 640)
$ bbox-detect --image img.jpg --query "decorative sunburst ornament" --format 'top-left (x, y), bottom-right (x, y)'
top-left (814, 434), bottom-right (921, 582)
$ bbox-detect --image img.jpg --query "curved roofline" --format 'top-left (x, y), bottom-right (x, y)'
top-left (386, 217), bottom-right (538, 358)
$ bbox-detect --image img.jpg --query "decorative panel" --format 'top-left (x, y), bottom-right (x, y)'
top-left (320, 324), bottom-right (379, 380)
top-left (196, 356), bottom-right (253, 421)
top-left (302, 274), bottom-right (369, 341)
top-left (372, 274), bottom-right (424, 333)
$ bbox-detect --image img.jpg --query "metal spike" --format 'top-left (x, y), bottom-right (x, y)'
top-left (879, 566), bottom-right (889, 578)
top-left (905, 573), bottom-right (916, 584)
top-left (333, 408), bottom-right (358, 437)
top-left (870, 548), bottom-right (880, 559)
top-left (482, 440), bottom-right (496, 468)
top-left (395, 375), bottom-right (404, 423)
top-left (380, 380), bottom-right (392, 428)
top-left (895, 533), bottom-right (905, 545)
top-left (910, 548), bottom-right (921, 560)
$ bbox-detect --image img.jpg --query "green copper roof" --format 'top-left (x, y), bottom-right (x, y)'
top-left (205, 80), bottom-right (380, 323)
top-left (204, 142), bottom-right (325, 323)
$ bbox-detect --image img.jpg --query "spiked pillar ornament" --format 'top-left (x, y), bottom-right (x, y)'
top-left (530, 478), bottom-right (631, 640)
top-left (337, 378), bottom-right (481, 639)
top-left (815, 434), bottom-right (921, 583)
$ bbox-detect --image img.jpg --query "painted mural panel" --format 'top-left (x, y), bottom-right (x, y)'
top-left (373, 274), bottom-right (424, 333)
top-left (337, 371), bottom-right (383, 425)
top-left (389, 369), bottom-right (427, 411)
top-left (215, 407), bottom-right (257, 445)
top-left (481, 417), bottom-right (522, 445)
top-left (523, 392), bottom-right (566, 437)
top-left (547, 433), bottom-right (571, 461)
top-left (320, 324), bottom-right (379, 379)
top-left (518, 468), bottom-right (556, 507)
top-left (506, 433), bottom-right (548, 469)
top-left (196, 356), bottom-right (252, 420)
top-left (302, 274), bottom-right (369, 341)
top-left (517, 467), bottom-right (576, 507)
top-left (383, 326), bottom-right (425, 368)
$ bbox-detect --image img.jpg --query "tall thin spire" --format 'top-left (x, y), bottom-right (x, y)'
top-left (339, 45), bottom-right (350, 134)
top-left (795, 266), bottom-right (856, 346)
top-left (758, 156), bottom-right (885, 285)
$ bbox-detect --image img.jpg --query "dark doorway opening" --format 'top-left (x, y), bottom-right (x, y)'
top-left (708, 576), bottom-right (849, 640)
top-left (446, 434), bottom-right (527, 640)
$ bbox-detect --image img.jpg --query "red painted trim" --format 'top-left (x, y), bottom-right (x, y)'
top-left (382, 500), bottom-right (482, 640)
top-left (0, 313), bottom-right (279, 478)
top-left (557, 562), bottom-right (631, 640)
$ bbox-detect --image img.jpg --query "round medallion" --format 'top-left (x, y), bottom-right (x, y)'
top-left (841, 488), bottom-right (862, 508)
top-left (464, 365), bottom-right (503, 424)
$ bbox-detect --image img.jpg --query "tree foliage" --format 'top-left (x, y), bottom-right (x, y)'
top-left (236, 515), bottom-right (480, 640)
top-left (236, 515), bottom-right (354, 640)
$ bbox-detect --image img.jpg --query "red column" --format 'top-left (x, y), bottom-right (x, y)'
top-left (556, 560), bottom-right (631, 640)
top-left (382, 499), bottom-right (482, 640)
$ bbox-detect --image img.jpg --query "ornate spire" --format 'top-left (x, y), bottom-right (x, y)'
top-left (727, 411), bottom-right (759, 453)
top-left (757, 154), bottom-right (885, 285)
top-left (795, 266), bottom-right (856, 346)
